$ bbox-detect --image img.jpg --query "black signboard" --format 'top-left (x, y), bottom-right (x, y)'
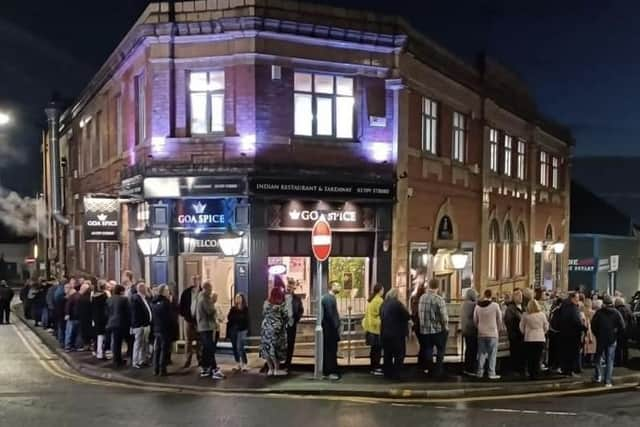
top-left (179, 233), bottom-right (223, 254)
top-left (250, 177), bottom-right (393, 200)
top-left (83, 197), bottom-right (120, 242)
top-left (437, 215), bottom-right (454, 240)
top-left (119, 175), bottom-right (144, 199)
top-left (174, 198), bottom-right (235, 229)
top-left (144, 176), bottom-right (246, 199)
top-left (268, 201), bottom-right (375, 230)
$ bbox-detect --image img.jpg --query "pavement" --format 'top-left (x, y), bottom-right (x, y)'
top-left (12, 304), bottom-right (640, 400)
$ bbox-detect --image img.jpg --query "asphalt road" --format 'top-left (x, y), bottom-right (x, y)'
top-left (0, 321), bottom-right (638, 427)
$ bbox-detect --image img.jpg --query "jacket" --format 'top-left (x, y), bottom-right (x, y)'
top-left (504, 302), bottom-right (525, 341)
top-left (130, 294), bottom-right (152, 328)
top-left (557, 300), bottom-right (585, 338)
top-left (380, 298), bottom-right (410, 339)
top-left (179, 286), bottom-right (198, 323)
top-left (473, 300), bottom-right (503, 338)
top-left (460, 289), bottom-right (478, 337)
top-left (418, 290), bottom-right (449, 335)
top-left (65, 293), bottom-right (81, 321)
top-left (77, 293), bottom-right (92, 324)
top-left (90, 292), bottom-right (108, 334)
top-left (196, 293), bottom-right (217, 332)
top-left (362, 294), bottom-right (384, 335)
top-left (106, 295), bottom-right (131, 331)
top-left (46, 285), bottom-right (56, 310)
top-left (321, 293), bottom-right (341, 340)
top-left (0, 285), bottom-right (14, 303)
top-left (151, 295), bottom-right (173, 336)
top-left (592, 306), bottom-right (625, 347)
top-left (286, 293), bottom-right (304, 326)
top-left (227, 306), bottom-right (249, 333)
top-left (519, 312), bottom-right (549, 342)
top-left (615, 304), bottom-right (634, 338)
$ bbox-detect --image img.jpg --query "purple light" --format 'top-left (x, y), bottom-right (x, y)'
top-left (241, 134), bottom-right (256, 153)
top-left (129, 148), bottom-right (136, 166)
top-left (369, 142), bottom-right (391, 162)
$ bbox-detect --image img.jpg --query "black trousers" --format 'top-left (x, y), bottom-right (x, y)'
top-left (368, 333), bottom-right (382, 370)
top-left (322, 330), bottom-right (339, 376)
top-left (615, 336), bottom-right (629, 366)
top-left (0, 302), bottom-right (10, 323)
top-left (463, 334), bottom-right (477, 373)
top-left (382, 336), bottom-right (405, 379)
top-left (285, 323), bottom-right (298, 367)
top-left (509, 337), bottom-right (525, 375)
top-left (525, 341), bottom-right (545, 379)
top-left (153, 333), bottom-right (170, 374)
top-left (110, 328), bottom-right (126, 366)
top-left (126, 332), bottom-right (134, 363)
top-left (560, 335), bottom-right (581, 374)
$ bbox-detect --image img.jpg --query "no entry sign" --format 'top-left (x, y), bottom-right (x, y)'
top-left (311, 216), bottom-right (332, 262)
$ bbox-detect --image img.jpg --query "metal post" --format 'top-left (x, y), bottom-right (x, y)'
top-left (314, 261), bottom-right (324, 379)
top-left (144, 255), bottom-right (151, 287)
top-left (347, 305), bottom-right (352, 365)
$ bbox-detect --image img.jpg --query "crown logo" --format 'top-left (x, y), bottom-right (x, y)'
top-left (289, 209), bottom-right (301, 220)
top-left (192, 201), bottom-right (207, 214)
top-left (97, 214), bottom-right (107, 222)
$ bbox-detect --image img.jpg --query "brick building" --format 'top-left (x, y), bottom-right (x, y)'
top-left (44, 0), bottom-right (572, 334)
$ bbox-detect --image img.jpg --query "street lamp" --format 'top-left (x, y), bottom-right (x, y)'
top-left (552, 241), bottom-right (565, 254)
top-left (450, 248), bottom-right (469, 301)
top-left (218, 226), bottom-right (243, 257)
top-left (0, 112), bottom-right (10, 127)
top-left (136, 228), bottom-right (161, 285)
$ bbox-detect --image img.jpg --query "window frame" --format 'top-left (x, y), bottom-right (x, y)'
top-left (488, 219), bottom-right (500, 281)
top-left (551, 156), bottom-right (559, 189)
top-left (502, 221), bottom-right (513, 279)
top-left (115, 94), bottom-right (123, 156)
top-left (504, 134), bottom-right (513, 177)
top-left (421, 97), bottom-right (438, 155)
top-left (293, 72), bottom-right (355, 140)
top-left (188, 70), bottom-right (226, 136)
top-left (452, 111), bottom-right (467, 163)
top-left (489, 128), bottom-right (499, 172)
top-left (96, 110), bottom-right (103, 166)
top-left (514, 222), bottom-right (526, 277)
top-left (134, 73), bottom-right (146, 146)
top-left (540, 151), bottom-right (550, 187)
top-left (516, 139), bottom-right (526, 180)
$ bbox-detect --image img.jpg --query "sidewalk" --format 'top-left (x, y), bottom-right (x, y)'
top-left (14, 307), bottom-right (640, 399)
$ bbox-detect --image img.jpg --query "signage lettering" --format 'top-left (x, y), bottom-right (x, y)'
top-left (180, 233), bottom-right (223, 253)
top-left (173, 198), bottom-right (233, 229)
top-left (269, 201), bottom-right (374, 230)
top-left (251, 178), bottom-right (393, 199)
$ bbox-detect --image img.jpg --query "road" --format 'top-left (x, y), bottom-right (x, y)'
top-left (0, 320), bottom-right (638, 427)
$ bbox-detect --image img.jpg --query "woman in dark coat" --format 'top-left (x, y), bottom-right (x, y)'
top-left (380, 288), bottom-right (410, 379)
top-left (91, 280), bottom-right (108, 360)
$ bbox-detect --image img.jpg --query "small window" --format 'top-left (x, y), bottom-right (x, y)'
top-left (452, 112), bottom-right (467, 163)
top-left (134, 73), bottom-right (146, 146)
top-left (189, 70), bottom-right (225, 134)
top-left (551, 156), bottom-right (559, 189)
top-left (96, 111), bottom-right (103, 165)
top-left (421, 97), bottom-right (438, 155)
top-left (489, 128), bottom-right (499, 172)
top-left (515, 222), bottom-right (526, 276)
top-left (517, 140), bottom-right (526, 180)
top-left (502, 221), bottom-right (513, 279)
top-left (115, 94), bottom-right (123, 155)
top-left (540, 151), bottom-right (550, 186)
top-left (504, 135), bottom-right (512, 176)
top-left (488, 219), bottom-right (500, 280)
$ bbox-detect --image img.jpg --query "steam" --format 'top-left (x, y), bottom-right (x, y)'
top-left (0, 186), bottom-right (48, 237)
top-left (0, 132), bottom-right (27, 167)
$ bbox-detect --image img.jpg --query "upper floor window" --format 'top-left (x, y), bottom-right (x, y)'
top-left (421, 97), bottom-right (438, 154)
top-left (515, 222), bottom-right (526, 277)
top-left (488, 219), bottom-right (500, 280)
top-left (115, 94), bottom-right (123, 156)
top-left (516, 140), bottom-right (526, 180)
top-left (489, 128), bottom-right (499, 172)
top-left (294, 72), bottom-right (354, 139)
top-left (189, 71), bottom-right (225, 135)
top-left (551, 156), bottom-right (559, 189)
top-left (502, 221), bottom-right (513, 279)
top-left (96, 111), bottom-right (103, 165)
top-left (540, 151), bottom-right (550, 186)
top-left (504, 135), bottom-right (512, 176)
top-left (452, 111), bottom-right (467, 163)
top-left (134, 73), bottom-right (146, 145)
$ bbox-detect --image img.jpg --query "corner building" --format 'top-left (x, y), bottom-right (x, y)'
top-left (50, 1), bottom-right (571, 336)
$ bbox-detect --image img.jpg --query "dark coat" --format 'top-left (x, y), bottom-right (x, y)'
top-left (77, 293), bottom-right (92, 325)
top-left (0, 285), bottom-right (14, 304)
top-left (380, 298), bottom-right (410, 340)
top-left (106, 295), bottom-right (131, 331)
top-left (151, 295), bottom-right (172, 337)
top-left (227, 306), bottom-right (249, 333)
top-left (65, 293), bottom-right (81, 321)
top-left (179, 287), bottom-right (197, 323)
top-left (130, 294), bottom-right (152, 328)
top-left (557, 300), bottom-right (584, 338)
top-left (592, 306), bottom-right (625, 347)
top-left (615, 304), bottom-right (634, 338)
top-left (290, 294), bottom-right (304, 324)
top-left (504, 302), bottom-right (524, 341)
top-left (91, 293), bottom-right (108, 335)
top-left (321, 293), bottom-right (341, 341)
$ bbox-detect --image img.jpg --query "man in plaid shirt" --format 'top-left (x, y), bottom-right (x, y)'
top-left (418, 279), bottom-right (449, 378)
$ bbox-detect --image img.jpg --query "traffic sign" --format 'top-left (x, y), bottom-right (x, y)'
top-left (311, 216), bottom-right (332, 261)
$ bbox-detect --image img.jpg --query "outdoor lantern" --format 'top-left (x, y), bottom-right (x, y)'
top-left (450, 249), bottom-right (469, 270)
top-left (553, 241), bottom-right (566, 254)
top-left (533, 241), bottom-right (544, 254)
top-left (218, 226), bottom-right (243, 257)
top-left (137, 229), bottom-right (161, 257)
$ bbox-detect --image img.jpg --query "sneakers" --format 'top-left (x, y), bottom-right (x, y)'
top-left (370, 368), bottom-right (384, 376)
top-left (463, 370), bottom-right (477, 377)
top-left (199, 369), bottom-right (211, 378)
top-left (211, 368), bottom-right (225, 380)
top-left (488, 374), bottom-right (501, 380)
top-left (605, 383), bottom-right (613, 388)
top-left (273, 369), bottom-right (288, 377)
top-left (241, 363), bottom-right (249, 372)
top-left (593, 377), bottom-right (602, 384)
top-left (328, 374), bottom-right (341, 381)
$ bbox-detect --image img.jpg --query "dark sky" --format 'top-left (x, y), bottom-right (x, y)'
top-left (2, 0), bottom-right (638, 196)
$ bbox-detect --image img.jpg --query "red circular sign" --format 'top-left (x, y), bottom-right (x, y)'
top-left (311, 217), bottom-right (332, 261)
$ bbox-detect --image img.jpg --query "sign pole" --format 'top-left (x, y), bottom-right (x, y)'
top-left (314, 260), bottom-right (324, 379)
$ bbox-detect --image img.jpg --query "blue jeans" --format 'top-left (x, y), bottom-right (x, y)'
top-left (65, 320), bottom-right (79, 351)
top-left (57, 320), bottom-right (66, 345)
top-left (419, 330), bottom-right (448, 376)
top-left (477, 337), bottom-right (498, 377)
top-left (41, 308), bottom-right (49, 329)
top-left (594, 342), bottom-right (616, 385)
top-left (230, 329), bottom-right (248, 364)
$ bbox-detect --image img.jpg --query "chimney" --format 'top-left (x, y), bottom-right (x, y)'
top-left (44, 99), bottom-right (69, 225)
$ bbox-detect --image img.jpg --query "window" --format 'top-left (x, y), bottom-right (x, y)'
top-left (502, 221), bottom-right (513, 279)
top-left (96, 111), bottom-right (103, 165)
top-left (517, 140), bottom-right (526, 180)
top-left (189, 70), bottom-right (225, 134)
top-left (134, 73), bottom-right (146, 145)
top-left (452, 112), bottom-right (467, 163)
top-left (504, 135), bottom-right (512, 176)
top-left (540, 151), bottom-right (550, 186)
top-left (421, 97), bottom-right (438, 154)
top-left (515, 222), bottom-right (526, 276)
top-left (489, 128), bottom-right (499, 172)
top-left (115, 94), bottom-right (123, 156)
top-left (488, 219), bottom-right (500, 280)
top-left (294, 72), bottom-right (354, 139)
top-left (551, 156), bottom-right (559, 189)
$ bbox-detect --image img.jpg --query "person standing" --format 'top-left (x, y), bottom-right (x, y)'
top-left (504, 289), bottom-right (525, 376)
top-left (179, 275), bottom-right (201, 368)
top-left (54, 281), bottom-right (69, 345)
top-left (321, 282), bottom-right (342, 380)
top-left (591, 295), bottom-right (625, 387)
top-left (614, 298), bottom-right (633, 367)
top-left (151, 284), bottom-right (172, 376)
top-left (20, 280), bottom-right (31, 319)
top-left (380, 288), bottom-right (410, 379)
top-left (130, 283), bottom-right (153, 368)
top-left (556, 292), bottom-right (585, 376)
top-left (418, 279), bottom-right (449, 379)
top-left (77, 282), bottom-right (93, 351)
top-left (260, 286), bottom-right (288, 376)
top-left (474, 289), bottom-right (503, 380)
top-left (410, 276), bottom-right (426, 367)
top-left (197, 281), bottom-right (224, 380)
top-left (0, 280), bottom-right (14, 324)
top-left (227, 293), bottom-right (249, 372)
top-left (519, 299), bottom-right (549, 380)
top-left (460, 288), bottom-right (478, 376)
top-left (45, 280), bottom-right (56, 331)
top-left (64, 286), bottom-right (80, 352)
top-left (582, 298), bottom-right (597, 367)
top-left (91, 281), bottom-right (108, 360)
top-left (362, 283), bottom-right (384, 376)
top-left (284, 278), bottom-right (304, 370)
top-left (106, 284), bottom-right (131, 367)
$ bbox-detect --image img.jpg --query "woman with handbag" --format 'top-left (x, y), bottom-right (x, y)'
top-left (362, 283), bottom-right (384, 376)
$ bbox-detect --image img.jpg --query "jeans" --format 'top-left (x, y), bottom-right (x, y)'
top-left (594, 342), bottom-right (616, 385)
top-left (382, 336), bottom-right (406, 379)
top-left (199, 331), bottom-right (217, 371)
top-left (0, 302), bottom-right (10, 323)
top-left (230, 329), bottom-right (248, 365)
top-left (111, 328), bottom-right (126, 366)
top-left (419, 331), bottom-right (448, 376)
top-left (153, 333), bottom-right (170, 374)
top-left (184, 321), bottom-right (200, 365)
top-left (64, 320), bottom-right (79, 351)
top-left (463, 334), bottom-right (478, 373)
top-left (132, 326), bottom-right (150, 366)
top-left (41, 308), bottom-right (50, 328)
top-left (477, 336), bottom-right (498, 377)
top-left (57, 319), bottom-right (66, 345)
top-left (525, 341), bottom-right (545, 379)
top-left (96, 334), bottom-right (106, 359)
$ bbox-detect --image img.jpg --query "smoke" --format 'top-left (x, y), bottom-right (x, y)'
top-left (0, 186), bottom-right (48, 237)
top-left (0, 132), bottom-right (27, 167)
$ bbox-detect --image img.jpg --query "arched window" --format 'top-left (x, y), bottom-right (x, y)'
top-left (515, 222), bottom-right (526, 276)
top-left (488, 219), bottom-right (500, 280)
top-left (545, 224), bottom-right (554, 241)
top-left (502, 221), bottom-right (514, 279)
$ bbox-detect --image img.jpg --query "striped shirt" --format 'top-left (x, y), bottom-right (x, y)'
top-left (418, 290), bottom-right (449, 335)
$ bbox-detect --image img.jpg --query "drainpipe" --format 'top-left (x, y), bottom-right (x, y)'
top-left (44, 100), bottom-right (70, 226)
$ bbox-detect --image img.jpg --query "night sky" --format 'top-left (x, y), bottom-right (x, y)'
top-left (2, 0), bottom-right (637, 196)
